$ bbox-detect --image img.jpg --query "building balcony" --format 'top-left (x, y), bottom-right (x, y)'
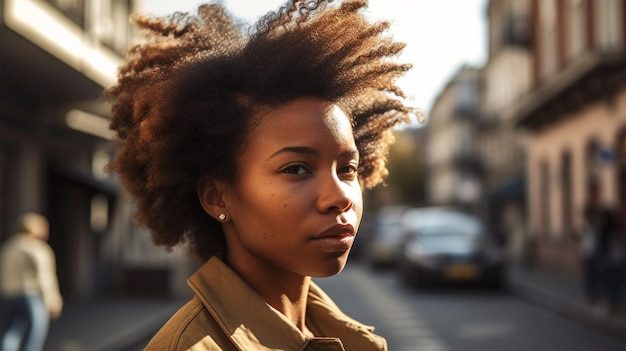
top-left (515, 50), bottom-right (626, 131)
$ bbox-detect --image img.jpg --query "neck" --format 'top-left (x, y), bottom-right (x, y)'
top-left (226, 255), bottom-right (313, 335)
top-left (266, 277), bottom-right (312, 334)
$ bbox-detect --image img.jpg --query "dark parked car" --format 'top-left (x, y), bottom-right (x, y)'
top-left (397, 208), bottom-right (505, 288)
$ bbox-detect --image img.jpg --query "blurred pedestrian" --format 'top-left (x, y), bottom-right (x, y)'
top-left (580, 179), bottom-right (625, 316)
top-left (0, 212), bottom-right (63, 351)
top-left (104, 0), bottom-right (417, 349)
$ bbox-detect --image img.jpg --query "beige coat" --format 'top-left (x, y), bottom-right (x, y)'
top-left (145, 257), bottom-right (387, 351)
top-left (0, 232), bottom-right (63, 314)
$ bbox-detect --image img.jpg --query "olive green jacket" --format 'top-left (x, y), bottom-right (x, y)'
top-left (144, 257), bottom-right (387, 351)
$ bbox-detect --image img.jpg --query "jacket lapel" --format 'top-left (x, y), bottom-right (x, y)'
top-left (188, 257), bottom-right (386, 351)
top-left (307, 283), bottom-right (387, 351)
top-left (189, 257), bottom-right (308, 351)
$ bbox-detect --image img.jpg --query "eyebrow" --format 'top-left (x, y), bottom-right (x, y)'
top-left (268, 146), bottom-right (359, 160)
top-left (268, 146), bottom-right (318, 161)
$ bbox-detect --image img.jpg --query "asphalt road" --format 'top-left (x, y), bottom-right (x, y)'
top-left (314, 260), bottom-right (626, 351)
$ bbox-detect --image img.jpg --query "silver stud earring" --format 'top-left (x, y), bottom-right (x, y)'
top-left (218, 213), bottom-right (226, 221)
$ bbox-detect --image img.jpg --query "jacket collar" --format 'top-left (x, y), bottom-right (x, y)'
top-left (188, 256), bottom-right (386, 351)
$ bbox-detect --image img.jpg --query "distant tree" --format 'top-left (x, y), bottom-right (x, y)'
top-left (383, 128), bottom-right (425, 206)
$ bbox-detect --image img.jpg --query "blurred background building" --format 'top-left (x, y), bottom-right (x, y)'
top-left (516, 0), bottom-right (626, 277)
top-left (423, 0), bottom-right (532, 256)
top-left (479, 0), bottom-right (530, 263)
top-left (0, 0), bottom-right (193, 300)
top-left (423, 0), bottom-right (625, 281)
top-left (425, 65), bottom-right (484, 215)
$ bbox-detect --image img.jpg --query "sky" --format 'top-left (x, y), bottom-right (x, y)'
top-left (136, 0), bottom-right (488, 116)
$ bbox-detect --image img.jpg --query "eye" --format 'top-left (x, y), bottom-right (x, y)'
top-left (280, 163), bottom-right (311, 175)
top-left (338, 163), bottom-right (358, 180)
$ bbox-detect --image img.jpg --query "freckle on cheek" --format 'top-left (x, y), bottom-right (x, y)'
top-left (283, 204), bottom-right (288, 208)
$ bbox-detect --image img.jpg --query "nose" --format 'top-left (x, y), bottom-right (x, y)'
top-left (316, 172), bottom-right (355, 214)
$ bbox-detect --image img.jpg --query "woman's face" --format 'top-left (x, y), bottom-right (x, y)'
top-left (222, 97), bottom-right (363, 278)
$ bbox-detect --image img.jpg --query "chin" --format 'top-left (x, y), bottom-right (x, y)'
top-left (308, 253), bottom-right (350, 277)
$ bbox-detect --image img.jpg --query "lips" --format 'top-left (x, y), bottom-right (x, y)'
top-left (310, 224), bottom-right (356, 252)
top-left (313, 224), bottom-right (355, 240)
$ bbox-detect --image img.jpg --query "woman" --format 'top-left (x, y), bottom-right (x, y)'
top-left (105, 0), bottom-right (418, 349)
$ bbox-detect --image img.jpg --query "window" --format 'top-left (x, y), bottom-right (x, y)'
top-left (90, 0), bottom-right (134, 54)
top-left (585, 139), bottom-right (600, 182)
top-left (46, 0), bottom-right (86, 28)
top-left (568, 0), bottom-right (587, 57)
top-left (540, 160), bottom-right (551, 236)
top-left (597, 0), bottom-right (623, 48)
top-left (540, 0), bottom-right (559, 77)
top-left (560, 150), bottom-right (573, 237)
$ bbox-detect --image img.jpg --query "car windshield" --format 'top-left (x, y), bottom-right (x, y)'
top-left (405, 209), bottom-right (481, 231)
top-left (408, 222), bottom-right (483, 254)
top-left (404, 210), bottom-right (485, 250)
top-left (418, 220), bottom-right (481, 237)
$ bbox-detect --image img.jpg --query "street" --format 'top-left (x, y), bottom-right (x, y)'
top-left (44, 258), bottom-right (626, 351)
top-left (314, 260), bottom-right (626, 351)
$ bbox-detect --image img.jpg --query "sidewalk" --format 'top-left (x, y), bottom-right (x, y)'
top-left (507, 264), bottom-right (626, 341)
top-left (44, 296), bottom-right (188, 351)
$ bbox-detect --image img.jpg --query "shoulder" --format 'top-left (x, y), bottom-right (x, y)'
top-left (144, 297), bottom-right (235, 351)
top-left (4, 235), bottom-right (50, 257)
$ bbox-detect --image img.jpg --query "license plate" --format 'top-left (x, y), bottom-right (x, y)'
top-left (444, 264), bottom-right (479, 280)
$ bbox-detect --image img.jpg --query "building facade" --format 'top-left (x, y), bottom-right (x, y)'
top-left (424, 0), bottom-right (626, 278)
top-left (479, 0), bottom-right (532, 261)
top-left (425, 65), bottom-right (485, 215)
top-left (1, 0), bottom-right (193, 298)
top-left (425, 0), bottom-right (532, 249)
top-left (515, 0), bottom-right (626, 276)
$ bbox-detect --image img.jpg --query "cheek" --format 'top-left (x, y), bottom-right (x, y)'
top-left (349, 184), bottom-right (364, 220)
top-left (350, 182), bottom-right (364, 208)
top-left (236, 181), bottom-right (295, 226)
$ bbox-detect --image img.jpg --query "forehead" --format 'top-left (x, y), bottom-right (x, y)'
top-left (247, 97), bottom-right (354, 146)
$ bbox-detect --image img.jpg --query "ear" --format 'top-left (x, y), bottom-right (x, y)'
top-left (197, 176), bottom-right (229, 221)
